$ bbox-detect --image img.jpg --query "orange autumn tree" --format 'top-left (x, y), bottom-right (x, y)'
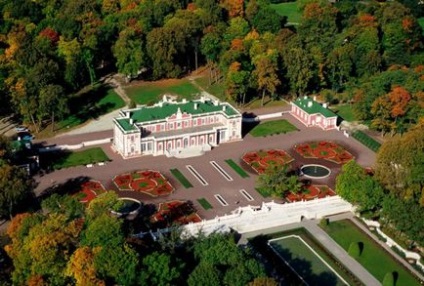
top-left (371, 85), bottom-right (412, 136)
top-left (221, 0), bottom-right (244, 18)
top-left (389, 86), bottom-right (411, 118)
top-left (66, 247), bottom-right (105, 286)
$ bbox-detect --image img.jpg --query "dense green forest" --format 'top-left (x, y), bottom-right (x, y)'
top-left (0, 0), bottom-right (423, 134)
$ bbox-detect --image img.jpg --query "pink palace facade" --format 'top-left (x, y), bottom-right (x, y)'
top-left (290, 96), bottom-right (338, 130)
top-left (113, 96), bottom-right (242, 158)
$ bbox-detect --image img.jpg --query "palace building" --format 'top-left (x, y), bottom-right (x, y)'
top-left (290, 96), bottom-right (338, 130)
top-left (113, 96), bottom-right (242, 159)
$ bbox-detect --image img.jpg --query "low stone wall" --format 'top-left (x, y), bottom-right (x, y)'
top-left (39, 138), bottom-right (112, 153)
top-left (362, 218), bottom-right (424, 272)
top-left (182, 196), bottom-right (352, 237)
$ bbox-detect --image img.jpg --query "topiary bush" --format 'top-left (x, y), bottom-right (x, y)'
top-left (319, 218), bottom-right (330, 227)
top-left (348, 242), bottom-right (363, 258)
top-left (382, 271), bottom-right (396, 286)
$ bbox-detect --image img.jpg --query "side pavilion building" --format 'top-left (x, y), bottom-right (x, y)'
top-left (113, 96), bottom-right (242, 159)
top-left (290, 96), bottom-right (338, 130)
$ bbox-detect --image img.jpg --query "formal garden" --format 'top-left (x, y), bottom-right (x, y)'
top-left (113, 170), bottom-right (174, 197)
top-left (242, 149), bottom-right (294, 174)
top-left (294, 141), bottom-right (354, 164)
top-left (74, 180), bottom-right (107, 204)
top-left (286, 185), bottom-right (336, 203)
top-left (150, 200), bottom-right (202, 226)
top-left (321, 220), bottom-right (420, 286)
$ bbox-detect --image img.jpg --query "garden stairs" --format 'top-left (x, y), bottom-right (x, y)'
top-left (167, 144), bottom-right (212, 159)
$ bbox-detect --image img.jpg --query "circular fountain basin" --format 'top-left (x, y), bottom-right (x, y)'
top-left (111, 198), bottom-right (142, 217)
top-left (301, 164), bottom-right (331, 179)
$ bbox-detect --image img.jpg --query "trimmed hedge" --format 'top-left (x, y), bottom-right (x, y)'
top-left (352, 130), bottom-right (381, 152)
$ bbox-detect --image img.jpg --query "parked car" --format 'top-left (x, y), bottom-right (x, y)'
top-left (17, 132), bottom-right (34, 141)
top-left (15, 125), bottom-right (29, 132)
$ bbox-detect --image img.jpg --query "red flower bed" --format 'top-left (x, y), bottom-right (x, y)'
top-left (150, 200), bottom-right (201, 225)
top-left (242, 149), bottom-right (294, 174)
top-left (113, 170), bottom-right (174, 197)
top-left (285, 185), bottom-right (335, 202)
top-left (294, 141), bottom-right (354, 164)
top-left (76, 180), bottom-right (106, 204)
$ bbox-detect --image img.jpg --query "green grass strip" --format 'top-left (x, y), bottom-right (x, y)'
top-left (322, 220), bottom-right (420, 285)
top-left (50, 147), bottom-right (109, 169)
top-left (170, 168), bottom-right (193, 188)
top-left (197, 198), bottom-right (213, 210)
top-left (225, 159), bottom-right (249, 178)
top-left (249, 119), bottom-right (298, 137)
top-left (352, 130), bottom-right (381, 152)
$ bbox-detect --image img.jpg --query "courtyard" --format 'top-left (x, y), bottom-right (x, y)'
top-left (35, 113), bottom-right (376, 220)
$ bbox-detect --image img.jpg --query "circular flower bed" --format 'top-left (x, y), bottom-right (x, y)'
top-left (113, 170), bottom-right (174, 197)
top-left (242, 149), bottom-right (294, 174)
top-left (294, 141), bottom-right (354, 164)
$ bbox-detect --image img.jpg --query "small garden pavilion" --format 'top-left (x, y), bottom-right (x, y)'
top-left (290, 96), bottom-right (338, 130)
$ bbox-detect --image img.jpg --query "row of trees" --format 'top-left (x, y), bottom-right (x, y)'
top-left (336, 122), bottom-right (424, 245)
top-left (0, 137), bottom-right (35, 219)
top-left (0, 0), bottom-right (423, 132)
top-left (3, 192), bottom-right (273, 285)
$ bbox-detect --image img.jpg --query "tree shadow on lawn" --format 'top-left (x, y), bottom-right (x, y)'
top-left (56, 84), bottom-right (116, 131)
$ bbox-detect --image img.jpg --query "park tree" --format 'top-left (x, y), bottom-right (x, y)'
top-left (257, 165), bottom-right (301, 198)
top-left (225, 61), bottom-right (250, 104)
top-left (282, 36), bottom-right (314, 96)
top-left (375, 124), bottom-right (424, 201)
top-left (39, 84), bottom-right (68, 131)
top-left (94, 243), bottom-right (139, 285)
top-left (0, 164), bottom-right (34, 219)
top-left (113, 28), bottom-right (146, 80)
top-left (252, 53), bottom-right (280, 106)
top-left (336, 160), bottom-right (385, 214)
top-left (66, 247), bottom-right (104, 286)
top-left (139, 252), bottom-right (182, 285)
top-left (191, 233), bottom-right (265, 286)
top-left (81, 213), bottom-right (124, 247)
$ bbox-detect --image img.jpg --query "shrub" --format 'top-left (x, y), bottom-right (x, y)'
top-left (319, 218), bottom-right (330, 227)
top-left (382, 272), bottom-right (396, 286)
top-left (348, 242), bottom-right (363, 258)
top-left (128, 99), bottom-right (136, 109)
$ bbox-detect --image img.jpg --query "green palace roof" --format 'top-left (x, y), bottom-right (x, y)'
top-left (116, 100), bottom-right (239, 132)
top-left (293, 97), bottom-right (337, 118)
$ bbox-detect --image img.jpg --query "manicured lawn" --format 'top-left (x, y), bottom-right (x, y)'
top-left (225, 159), bottom-right (249, 178)
top-left (42, 147), bottom-right (110, 169)
top-left (270, 2), bottom-right (301, 24)
top-left (197, 198), bottom-right (213, 210)
top-left (170, 168), bottom-right (193, 188)
top-left (125, 79), bottom-right (200, 105)
top-left (249, 119), bottom-right (298, 137)
top-left (194, 76), bottom-right (227, 102)
top-left (352, 130), bottom-right (381, 152)
top-left (56, 85), bottom-right (124, 131)
top-left (270, 235), bottom-right (347, 286)
top-left (322, 220), bottom-right (420, 285)
top-left (332, 104), bottom-right (356, 122)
